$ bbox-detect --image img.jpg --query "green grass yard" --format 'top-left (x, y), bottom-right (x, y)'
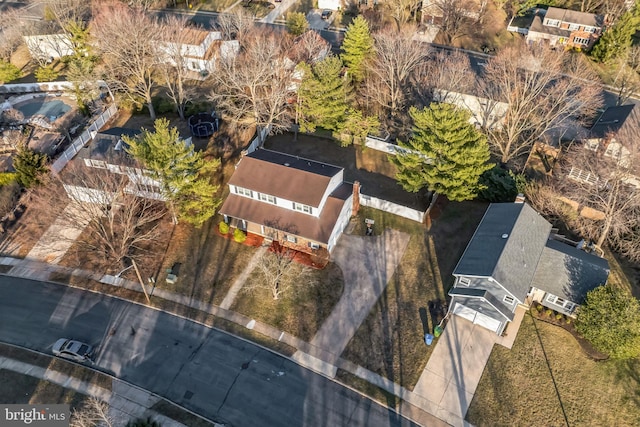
top-left (467, 313), bottom-right (640, 426)
top-left (340, 201), bottom-right (488, 389)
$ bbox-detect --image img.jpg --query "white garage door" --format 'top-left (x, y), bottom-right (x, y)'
top-left (453, 303), bottom-right (502, 333)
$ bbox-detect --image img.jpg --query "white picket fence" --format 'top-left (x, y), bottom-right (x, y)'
top-left (0, 81), bottom-right (75, 95)
top-left (51, 104), bottom-right (117, 173)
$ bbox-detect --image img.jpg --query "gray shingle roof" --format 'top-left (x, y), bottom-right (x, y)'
top-left (531, 239), bottom-right (609, 304)
top-left (453, 203), bottom-right (551, 301)
top-left (544, 7), bottom-right (604, 27)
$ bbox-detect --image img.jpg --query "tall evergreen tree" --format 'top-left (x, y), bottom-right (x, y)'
top-left (391, 104), bottom-right (493, 202)
top-left (340, 16), bottom-right (374, 82)
top-left (591, 2), bottom-right (640, 63)
top-left (13, 146), bottom-right (48, 188)
top-left (298, 55), bottom-right (349, 133)
top-left (286, 12), bottom-right (308, 36)
top-left (124, 118), bottom-right (221, 227)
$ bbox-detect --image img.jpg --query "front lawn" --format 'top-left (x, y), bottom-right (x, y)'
top-left (230, 262), bottom-right (344, 341)
top-left (192, 0), bottom-right (237, 12)
top-left (467, 312), bottom-right (640, 426)
top-left (340, 201), bottom-right (488, 389)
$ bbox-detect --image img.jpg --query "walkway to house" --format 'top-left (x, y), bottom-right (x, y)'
top-left (260, 0), bottom-right (296, 23)
top-left (26, 201), bottom-right (90, 264)
top-left (0, 356), bottom-right (194, 427)
top-left (412, 306), bottom-right (527, 427)
top-left (299, 229), bottom-right (410, 369)
top-left (219, 246), bottom-right (267, 309)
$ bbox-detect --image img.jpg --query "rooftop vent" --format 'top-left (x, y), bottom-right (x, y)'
top-left (502, 234), bottom-right (509, 239)
top-left (284, 162), bottom-right (290, 167)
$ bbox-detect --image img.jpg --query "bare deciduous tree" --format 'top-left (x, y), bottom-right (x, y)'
top-left (612, 60), bottom-right (640, 106)
top-left (0, 9), bottom-right (24, 62)
top-left (70, 397), bottom-right (114, 427)
top-left (425, 0), bottom-right (476, 44)
top-left (363, 29), bottom-right (430, 116)
top-left (91, 3), bottom-right (160, 118)
top-left (289, 30), bottom-right (331, 64)
top-left (215, 9), bottom-right (254, 42)
top-left (479, 46), bottom-right (603, 165)
top-left (245, 244), bottom-right (317, 300)
top-left (32, 165), bottom-right (167, 270)
top-left (385, 0), bottom-right (422, 31)
top-left (413, 49), bottom-right (474, 104)
top-left (209, 29), bottom-right (294, 137)
top-left (556, 140), bottom-right (640, 261)
top-left (157, 16), bottom-right (200, 120)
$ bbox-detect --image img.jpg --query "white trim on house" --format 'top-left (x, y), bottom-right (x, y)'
top-left (545, 293), bottom-right (576, 312)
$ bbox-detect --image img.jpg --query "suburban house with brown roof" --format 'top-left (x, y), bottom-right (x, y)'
top-left (219, 149), bottom-right (357, 256)
top-left (508, 7), bottom-right (605, 50)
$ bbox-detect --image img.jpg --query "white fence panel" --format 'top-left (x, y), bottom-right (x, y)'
top-left (360, 193), bottom-right (426, 223)
top-left (51, 104), bottom-right (117, 173)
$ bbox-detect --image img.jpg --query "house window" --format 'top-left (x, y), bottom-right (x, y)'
top-left (573, 37), bottom-right (590, 45)
top-left (286, 235), bottom-right (297, 243)
top-left (545, 19), bottom-right (560, 27)
top-left (89, 159), bottom-right (107, 169)
top-left (604, 143), bottom-right (622, 160)
top-left (293, 202), bottom-right (312, 214)
top-left (568, 23), bottom-right (580, 31)
top-left (235, 186), bottom-right (253, 198)
top-left (585, 140), bottom-right (600, 151)
top-left (546, 294), bottom-right (576, 311)
top-left (258, 193), bottom-right (276, 204)
top-left (585, 26), bottom-right (597, 33)
top-left (458, 277), bottom-right (471, 286)
top-left (309, 242), bottom-right (320, 249)
top-left (503, 295), bottom-right (515, 305)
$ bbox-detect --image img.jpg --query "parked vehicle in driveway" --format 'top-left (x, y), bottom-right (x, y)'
top-left (321, 9), bottom-right (332, 19)
top-left (52, 338), bottom-right (94, 363)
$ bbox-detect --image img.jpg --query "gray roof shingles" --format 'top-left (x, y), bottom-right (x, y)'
top-left (453, 203), bottom-right (552, 302)
top-left (531, 239), bottom-right (609, 303)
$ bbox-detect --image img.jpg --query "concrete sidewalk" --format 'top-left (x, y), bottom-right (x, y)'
top-left (0, 356), bottom-right (193, 427)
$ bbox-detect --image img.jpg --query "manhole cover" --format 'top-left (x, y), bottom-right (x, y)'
top-left (183, 390), bottom-right (194, 400)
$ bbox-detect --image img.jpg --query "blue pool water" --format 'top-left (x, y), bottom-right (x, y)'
top-left (14, 99), bottom-right (71, 120)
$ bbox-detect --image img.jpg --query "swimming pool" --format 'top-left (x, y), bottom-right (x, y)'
top-left (14, 99), bottom-right (71, 121)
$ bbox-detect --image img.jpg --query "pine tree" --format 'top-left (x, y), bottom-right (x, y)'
top-left (298, 55), bottom-right (349, 133)
top-left (13, 146), bottom-right (48, 188)
top-left (391, 104), bottom-right (493, 202)
top-left (591, 3), bottom-right (640, 63)
top-left (340, 16), bottom-right (374, 82)
top-left (286, 12), bottom-right (308, 36)
top-left (124, 118), bottom-right (221, 227)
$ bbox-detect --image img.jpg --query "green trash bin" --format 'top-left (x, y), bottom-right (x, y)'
top-left (434, 325), bottom-right (443, 338)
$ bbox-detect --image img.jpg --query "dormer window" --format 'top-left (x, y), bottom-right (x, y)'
top-left (235, 186), bottom-right (253, 198)
top-left (259, 193), bottom-right (277, 204)
top-left (545, 19), bottom-right (560, 27)
top-left (293, 202), bottom-right (312, 214)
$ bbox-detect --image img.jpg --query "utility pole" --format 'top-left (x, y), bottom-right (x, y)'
top-left (131, 259), bottom-right (150, 304)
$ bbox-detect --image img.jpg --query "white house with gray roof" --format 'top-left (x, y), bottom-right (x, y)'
top-left (450, 201), bottom-right (609, 335)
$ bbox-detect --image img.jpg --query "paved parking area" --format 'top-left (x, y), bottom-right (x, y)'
top-left (306, 9), bottom-right (333, 30)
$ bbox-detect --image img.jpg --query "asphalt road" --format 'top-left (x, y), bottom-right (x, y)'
top-left (0, 276), bottom-right (418, 427)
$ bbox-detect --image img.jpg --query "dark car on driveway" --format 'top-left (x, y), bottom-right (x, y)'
top-left (321, 9), bottom-right (332, 19)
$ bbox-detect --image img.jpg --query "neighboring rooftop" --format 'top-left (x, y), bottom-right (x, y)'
top-left (531, 238), bottom-right (610, 303)
top-left (229, 149), bottom-right (343, 207)
top-left (544, 6), bottom-right (604, 27)
top-left (590, 104), bottom-right (636, 139)
top-left (453, 203), bottom-right (552, 302)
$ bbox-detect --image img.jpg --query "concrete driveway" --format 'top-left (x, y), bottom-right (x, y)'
top-left (307, 9), bottom-right (333, 30)
top-left (305, 229), bottom-right (410, 366)
top-left (412, 307), bottom-right (526, 427)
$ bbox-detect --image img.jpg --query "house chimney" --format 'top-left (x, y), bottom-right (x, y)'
top-left (515, 193), bottom-right (526, 204)
top-left (352, 181), bottom-right (361, 217)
